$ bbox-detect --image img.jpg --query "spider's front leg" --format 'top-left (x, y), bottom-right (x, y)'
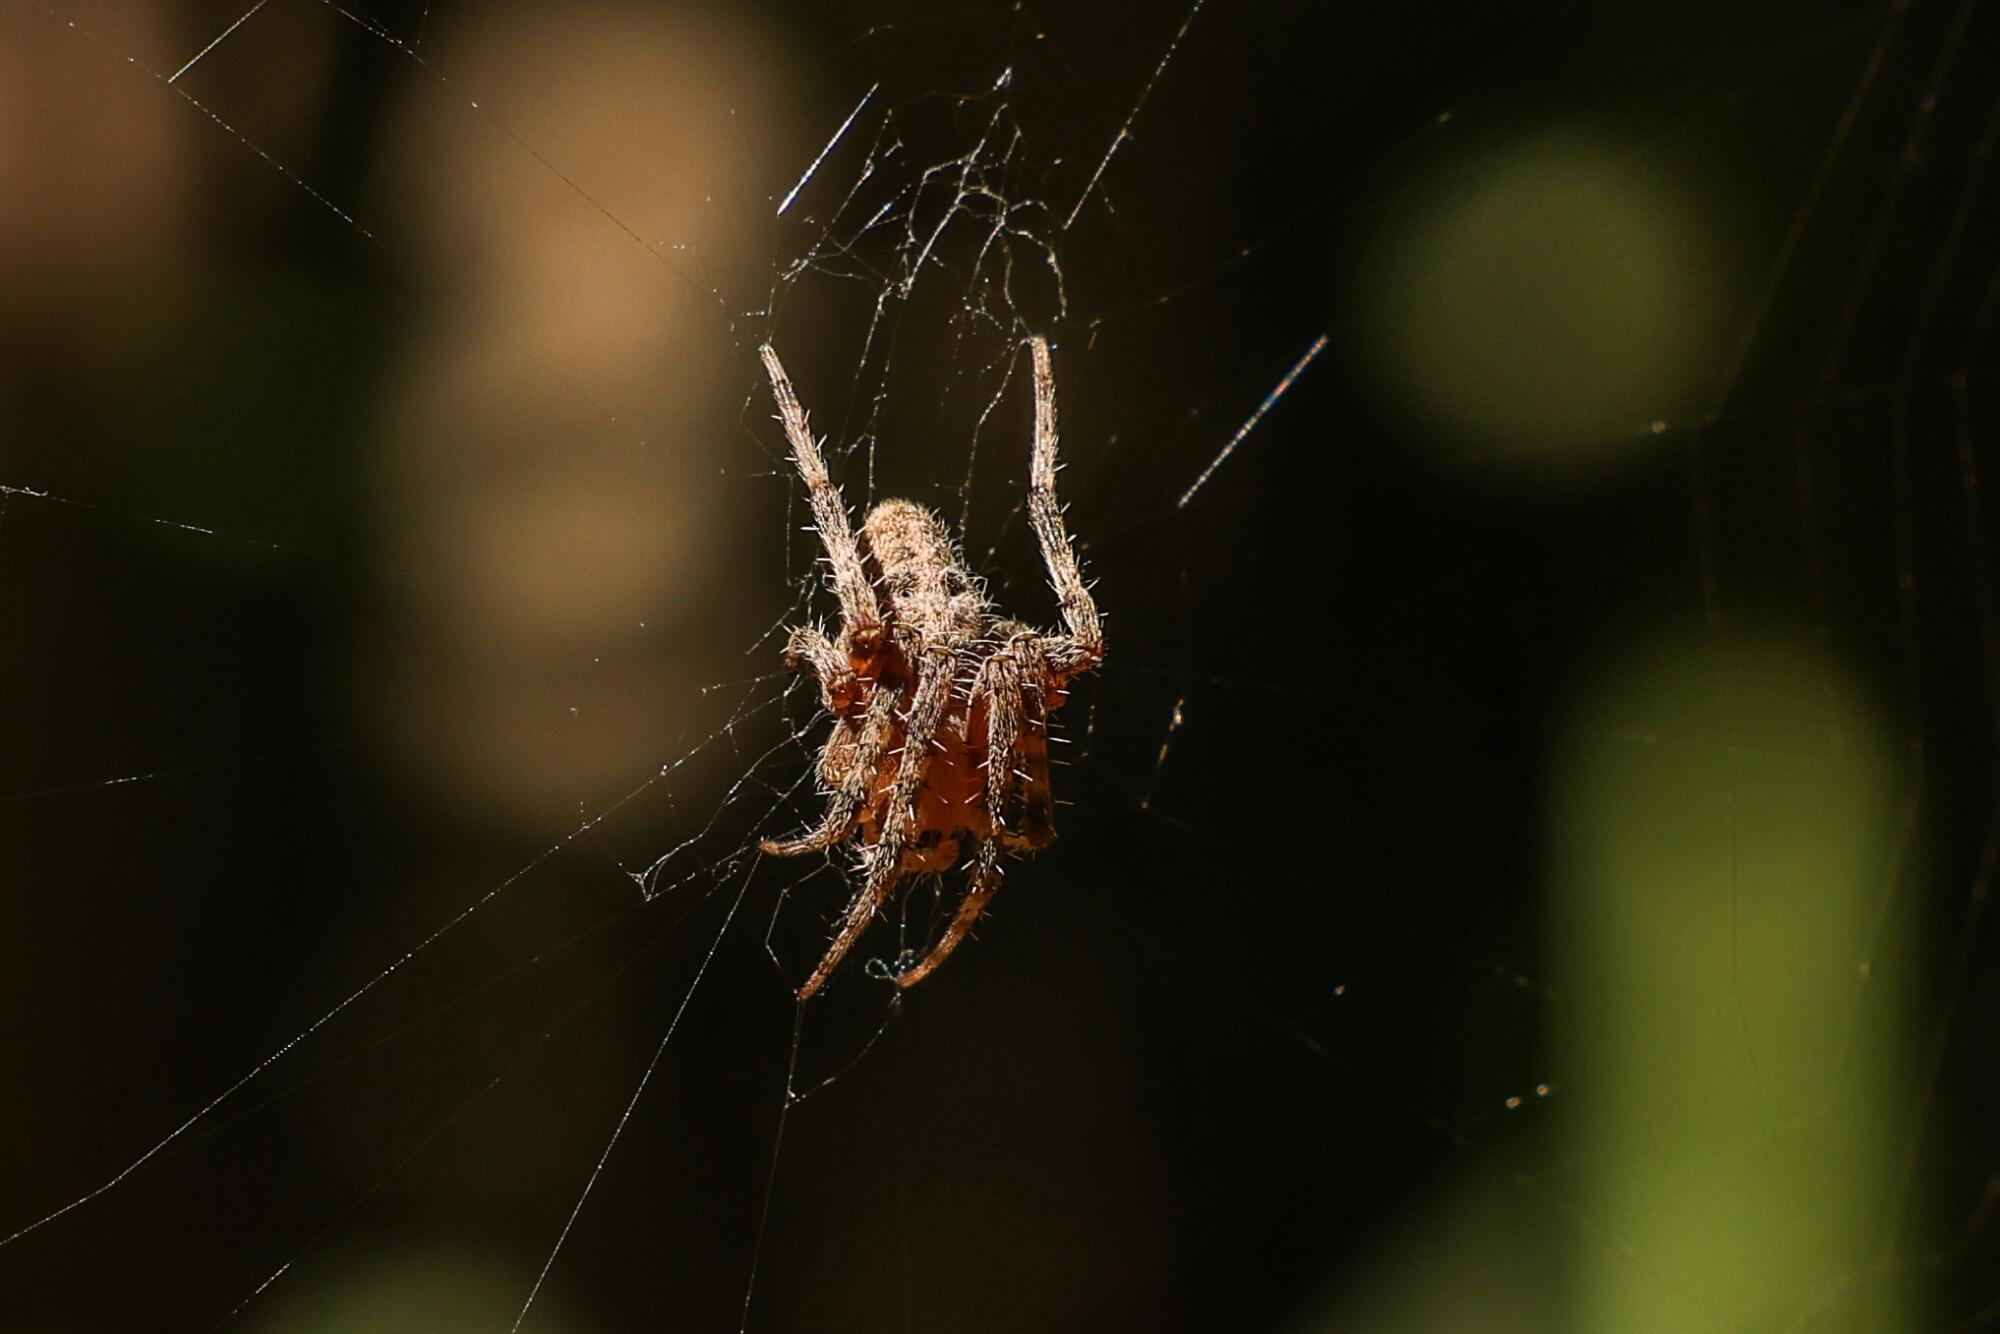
top-left (761, 344), bottom-right (885, 656)
top-left (1025, 337), bottom-right (1104, 684)
top-left (796, 646), bottom-right (953, 1000)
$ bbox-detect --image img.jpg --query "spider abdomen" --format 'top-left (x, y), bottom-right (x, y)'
top-left (837, 674), bottom-right (1053, 868)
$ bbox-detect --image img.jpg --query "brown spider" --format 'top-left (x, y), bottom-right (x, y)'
top-left (758, 337), bottom-right (1103, 999)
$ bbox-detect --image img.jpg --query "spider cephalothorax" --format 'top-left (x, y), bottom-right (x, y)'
top-left (758, 338), bottom-right (1102, 998)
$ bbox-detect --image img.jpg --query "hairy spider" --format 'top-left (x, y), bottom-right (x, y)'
top-left (758, 337), bottom-right (1103, 999)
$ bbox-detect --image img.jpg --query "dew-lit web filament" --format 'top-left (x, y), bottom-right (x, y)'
top-left (1178, 332), bottom-right (1328, 508)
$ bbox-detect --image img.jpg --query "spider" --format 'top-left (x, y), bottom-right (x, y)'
top-left (758, 337), bottom-right (1103, 999)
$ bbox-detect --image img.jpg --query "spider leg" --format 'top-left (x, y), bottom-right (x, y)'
top-left (796, 645), bottom-right (953, 999)
top-left (895, 650), bottom-right (1022, 989)
top-left (759, 816), bottom-right (856, 859)
top-left (760, 686), bottom-right (897, 857)
top-left (782, 622), bottom-right (854, 713)
top-left (893, 843), bottom-right (1002, 991)
top-left (795, 840), bottom-right (903, 1000)
top-left (760, 345), bottom-right (885, 653)
top-left (1025, 337), bottom-right (1103, 684)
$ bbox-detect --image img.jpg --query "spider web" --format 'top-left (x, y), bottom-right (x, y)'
top-left (2, 1), bottom-right (1999, 1331)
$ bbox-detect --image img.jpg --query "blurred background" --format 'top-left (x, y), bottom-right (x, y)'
top-left (3, 0), bottom-right (1999, 1329)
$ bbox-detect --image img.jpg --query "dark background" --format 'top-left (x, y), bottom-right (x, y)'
top-left (4, 1), bottom-right (1999, 1329)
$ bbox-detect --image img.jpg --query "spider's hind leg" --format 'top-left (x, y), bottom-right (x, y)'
top-left (895, 649), bottom-right (1024, 989)
top-left (795, 649), bottom-right (954, 999)
top-left (760, 686), bottom-right (898, 858)
top-left (796, 839), bottom-right (902, 999)
top-left (892, 842), bottom-right (1001, 990)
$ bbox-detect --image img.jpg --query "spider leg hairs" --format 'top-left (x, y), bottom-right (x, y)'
top-left (757, 337), bottom-right (1103, 998)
